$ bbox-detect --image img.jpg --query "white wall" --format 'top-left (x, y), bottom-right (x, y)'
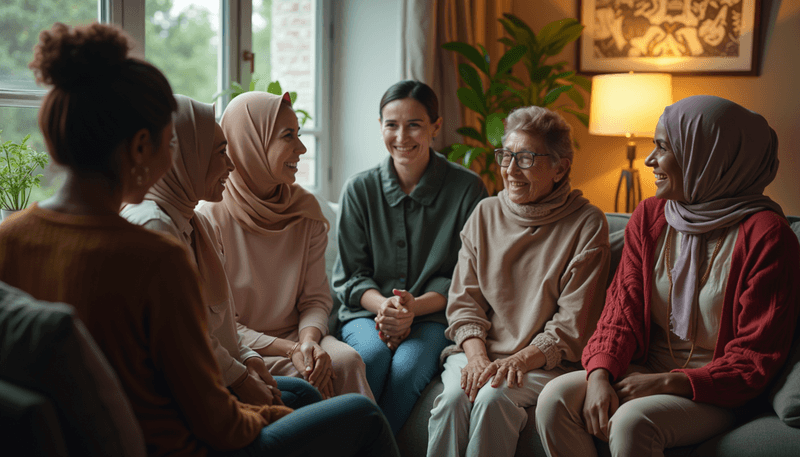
top-left (328, 0), bottom-right (401, 202)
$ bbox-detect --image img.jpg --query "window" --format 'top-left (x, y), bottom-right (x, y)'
top-left (0, 0), bottom-right (100, 204)
top-left (0, 0), bottom-right (331, 207)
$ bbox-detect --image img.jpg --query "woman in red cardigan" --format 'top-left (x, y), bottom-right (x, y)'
top-left (535, 95), bottom-right (800, 456)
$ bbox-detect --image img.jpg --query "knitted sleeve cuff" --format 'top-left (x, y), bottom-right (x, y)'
top-left (454, 323), bottom-right (487, 349)
top-left (531, 333), bottom-right (561, 370)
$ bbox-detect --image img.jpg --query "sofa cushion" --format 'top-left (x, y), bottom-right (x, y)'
top-left (768, 216), bottom-right (800, 427)
top-left (0, 282), bottom-right (145, 457)
top-left (0, 378), bottom-right (68, 456)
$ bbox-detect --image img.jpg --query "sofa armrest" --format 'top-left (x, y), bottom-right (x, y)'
top-left (0, 378), bottom-right (68, 456)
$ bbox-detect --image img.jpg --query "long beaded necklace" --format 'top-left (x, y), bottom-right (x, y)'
top-left (664, 225), bottom-right (728, 369)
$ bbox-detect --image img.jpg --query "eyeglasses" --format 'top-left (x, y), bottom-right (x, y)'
top-left (494, 148), bottom-right (550, 169)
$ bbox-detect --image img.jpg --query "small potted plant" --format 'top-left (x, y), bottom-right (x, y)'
top-left (0, 131), bottom-right (48, 219)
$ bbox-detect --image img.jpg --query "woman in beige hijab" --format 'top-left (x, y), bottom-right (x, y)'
top-left (122, 95), bottom-right (322, 408)
top-left (197, 91), bottom-right (372, 400)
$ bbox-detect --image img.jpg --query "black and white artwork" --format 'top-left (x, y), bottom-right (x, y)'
top-left (579, 0), bottom-right (760, 75)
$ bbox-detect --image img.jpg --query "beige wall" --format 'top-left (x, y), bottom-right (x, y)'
top-left (512, 0), bottom-right (800, 214)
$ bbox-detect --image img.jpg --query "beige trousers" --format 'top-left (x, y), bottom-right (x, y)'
top-left (535, 370), bottom-right (735, 457)
top-left (262, 334), bottom-right (375, 402)
top-left (427, 352), bottom-right (571, 457)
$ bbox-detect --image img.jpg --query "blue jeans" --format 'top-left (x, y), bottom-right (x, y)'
top-left (212, 394), bottom-right (400, 457)
top-left (341, 318), bottom-right (450, 434)
top-left (274, 376), bottom-right (321, 408)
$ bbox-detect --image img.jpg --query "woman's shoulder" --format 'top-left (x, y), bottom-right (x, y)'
top-left (120, 200), bottom-right (172, 228)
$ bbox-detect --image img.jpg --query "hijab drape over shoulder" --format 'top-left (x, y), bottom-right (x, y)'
top-left (147, 94), bottom-right (229, 307)
top-left (662, 95), bottom-right (783, 340)
top-left (218, 91), bottom-right (326, 234)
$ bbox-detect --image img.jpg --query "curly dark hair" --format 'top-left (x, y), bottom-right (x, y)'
top-left (29, 22), bottom-right (177, 182)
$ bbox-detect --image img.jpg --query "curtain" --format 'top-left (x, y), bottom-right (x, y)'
top-left (401, 0), bottom-right (513, 193)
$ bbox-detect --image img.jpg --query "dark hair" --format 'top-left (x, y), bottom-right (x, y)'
top-left (379, 80), bottom-right (440, 122)
top-left (29, 22), bottom-right (176, 183)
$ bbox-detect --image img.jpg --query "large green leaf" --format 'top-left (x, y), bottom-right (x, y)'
top-left (443, 42), bottom-right (489, 74)
top-left (446, 143), bottom-right (472, 162)
top-left (459, 63), bottom-right (483, 96)
top-left (488, 82), bottom-right (512, 97)
top-left (562, 107), bottom-right (590, 127)
top-left (456, 127), bottom-right (484, 143)
top-left (498, 37), bottom-right (515, 48)
top-left (496, 45), bottom-right (527, 77)
top-left (544, 22), bottom-right (584, 56)
top-left (566, 73), bottom-right (592, 93)
top-left (477, 44), bottom-right (491, 66)
top-left (530, 65), bottom-right (553, 83)
top-left (566, 87), bottom-right (585, 109)
top-left (502, 13), bottom-right (536, 46)
top-left (289, 91), bottom-right (298, 104)
top-left (486, 113), bottom-right (506, 148)
top-left (266, 81), bottom-right (283, 95)
top-left (457, 87), bottom-right (486, 115)
top-left (465, 146), bottom-right (488, 169)
top-left (543, 85), bottom-right (572, 106)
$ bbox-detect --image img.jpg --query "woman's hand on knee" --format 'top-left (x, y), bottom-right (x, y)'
top-left (613, 372), bottom-right (692, 403)
top-left (298, 342), bottom-right (333, 395)
top-left (489, 355), bottom-right (527, 389)
top-left (582, 369), bottom-right (619, 442)
top-left (461, 356), bottom-right (492, 402)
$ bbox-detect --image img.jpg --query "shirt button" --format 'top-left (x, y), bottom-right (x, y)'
top-left (397, 240), bottom-right (406, 248)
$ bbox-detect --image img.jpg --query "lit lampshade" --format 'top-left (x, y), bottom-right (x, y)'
top-left (588, 72), bottom-right (672, 213)
top-left (589, 73), bottom-right (673, 137)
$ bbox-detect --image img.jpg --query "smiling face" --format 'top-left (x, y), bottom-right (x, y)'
top-left (500, 131), bottom-right (569, 205)
top-left (380, 98), bottom-right (442, 174)
top-left (266, 103), bottom-right (306, 185)
top-left (203, 122), bottom-right (234, 202)
top-left (645, 120), bottom-right (685, 202)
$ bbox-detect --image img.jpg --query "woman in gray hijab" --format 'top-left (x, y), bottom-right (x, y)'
top-left (535, 95), bottom-right (800, 456)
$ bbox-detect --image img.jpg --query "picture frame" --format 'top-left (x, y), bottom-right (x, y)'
top-left (578, 0), bottom-right (761, 76)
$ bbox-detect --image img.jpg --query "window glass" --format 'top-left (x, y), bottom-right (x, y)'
top-left (145, 0), bottom-right (220, 103)
top-left (0, 0), bottom-right (98, 92)
top-left (253, 0), bottom-right (319, 188)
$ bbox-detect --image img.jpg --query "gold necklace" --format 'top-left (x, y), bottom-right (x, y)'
top-left (664, 225), bottom-right (728, 368)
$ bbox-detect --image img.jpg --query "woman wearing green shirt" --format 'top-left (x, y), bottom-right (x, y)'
top-left (333, 80), bottom-right (488, 433)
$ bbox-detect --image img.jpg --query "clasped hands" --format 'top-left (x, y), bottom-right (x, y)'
top-left (582, 370), bottom-right (691, 441)
top-left (289, 340), bottom-right (336, 399)
top-left (231, 356), bottom-right (283, 406)
top-left (374, 289), bottom-right (415, 351)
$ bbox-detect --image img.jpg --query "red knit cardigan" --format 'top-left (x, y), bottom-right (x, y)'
top-left (583, 197), bottom-right (800, 408)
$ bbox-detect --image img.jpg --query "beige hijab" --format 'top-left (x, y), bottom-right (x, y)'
top-left (146, 95), bottom-right (229, 307)
top-left (218, 91), bottom-right (326, 234)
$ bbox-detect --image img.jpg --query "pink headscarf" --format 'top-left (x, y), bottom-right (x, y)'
top-left (217, 91), bottom-right (326, 234)
top-left (147, 95), bottom-right (229, 307)
top-left (662, 95), bottom-right (783, 340)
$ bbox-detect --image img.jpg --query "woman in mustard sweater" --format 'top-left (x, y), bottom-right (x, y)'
top-left (0, 21), bottom-right (397, 457)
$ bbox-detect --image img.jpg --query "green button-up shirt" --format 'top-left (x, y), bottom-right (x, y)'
top-left (333, 149), bottom-right (488, 325)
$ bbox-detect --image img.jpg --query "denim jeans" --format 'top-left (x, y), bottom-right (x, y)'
top-left (341, 318), bottom-right (450, 434)
top-left (212, 394), bottom-right (400, 457)
top-left (274, 376), bottom-right (321, 409)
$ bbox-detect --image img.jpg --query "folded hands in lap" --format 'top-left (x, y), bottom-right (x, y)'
top-left (375, 289), bottom-right (415, 351)
top-left (232, 356), bottom-right (283, 406)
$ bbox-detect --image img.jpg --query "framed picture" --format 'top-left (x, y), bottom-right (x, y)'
top-left (578, 0), bottom-right (761, 75)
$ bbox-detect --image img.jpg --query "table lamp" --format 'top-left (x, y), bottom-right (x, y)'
top-left (589, 72), bottom-right (672, 212)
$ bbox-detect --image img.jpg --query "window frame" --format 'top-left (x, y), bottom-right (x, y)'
top-left (0, 0), bottom-right (332, 195)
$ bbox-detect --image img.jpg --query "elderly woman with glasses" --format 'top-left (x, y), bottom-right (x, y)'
top-left (426, 106), bottom-right (611, 457)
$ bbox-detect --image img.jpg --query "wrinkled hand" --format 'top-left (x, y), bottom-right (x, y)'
top-left (291, 341), bottom-right (335, 399)
top-left (582, 369), bottom-right (619, 442)
top-left (613, 372), bottom-right (674, 404)
top-left (485, 353), bottom-right (529, 389)
top-left (461, 355), bottom-right (492, 402)
top-left (231, 358), bottom-right (282, 406)
top-left (374, 289), bottom-right (415, 339)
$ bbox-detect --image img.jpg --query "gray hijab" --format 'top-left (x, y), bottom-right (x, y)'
top-left (663, 95), bottom-right (783, 340)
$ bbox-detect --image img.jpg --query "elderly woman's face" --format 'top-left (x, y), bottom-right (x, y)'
top-left (645, 120), bottom-right (685, 202)
top-left (501, 131), bottom-right (569, 205)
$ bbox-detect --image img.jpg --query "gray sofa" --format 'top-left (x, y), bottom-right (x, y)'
top-left (316, 194), bottom-right (800, 457)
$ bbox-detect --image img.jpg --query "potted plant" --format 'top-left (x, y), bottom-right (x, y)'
top-left (442, 14), bottom-right (590, 194)
top-left (213, 79), bottom-right (312, 127)
top-left (0, 131), bottom-right (48, 218)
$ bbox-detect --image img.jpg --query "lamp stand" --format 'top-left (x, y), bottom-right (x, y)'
top-left (614, 141), bottom-right (642, 213)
